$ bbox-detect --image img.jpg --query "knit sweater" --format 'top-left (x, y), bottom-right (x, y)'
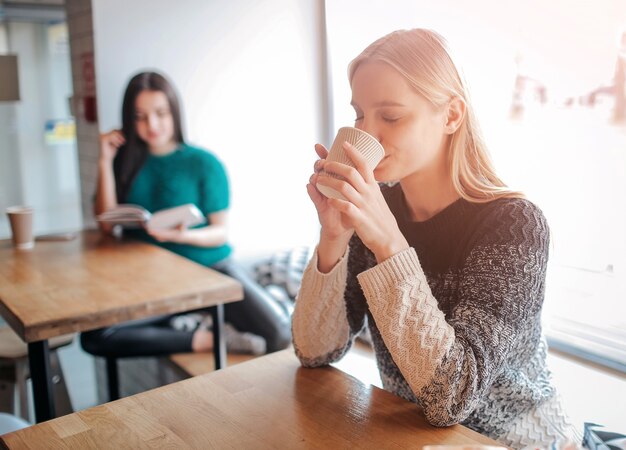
top-left (292, 184), bottom-right (580, 449)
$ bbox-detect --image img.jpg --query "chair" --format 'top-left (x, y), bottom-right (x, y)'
top-left (0, 326), bottom-right (74, 421)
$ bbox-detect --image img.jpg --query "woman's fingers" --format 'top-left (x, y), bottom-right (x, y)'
top-left (316, 172), bottom-right (360, 202)
top-left (314, 143), bottom-right (329, 159)
top-left (111, 137), bottom-right (124, 148)
top-left (312, 144), bottom-right (329, 175)
top-left (342, 142), bottom-right (375, 183)
top-left (306, 182), bottom-right (325, 207)
top-left (307, 172), bottom-right (328, 204)
top-left (320, 161), bottom-right (369, 197)
top-left (101, 130), bottom-right (126, 150)
top-left (325, 196), bottom-right (365, 232)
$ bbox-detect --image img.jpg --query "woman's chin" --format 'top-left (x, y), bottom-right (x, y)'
top-left (373, 166), bottom-right (391, 183)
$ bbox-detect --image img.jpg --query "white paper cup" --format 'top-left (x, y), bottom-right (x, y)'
top-left (316, 126), bottom-right (385, 201)
top-left (6, 206), bottom-right (34, 250)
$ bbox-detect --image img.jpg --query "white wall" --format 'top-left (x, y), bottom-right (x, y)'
top-left (92, 0), bottom-right (325, 258)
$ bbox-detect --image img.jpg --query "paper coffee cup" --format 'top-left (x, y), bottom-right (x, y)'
top-left (316, 126), bottom-right (385, 201)
top-left (6, 206), bottom-right (34, 250)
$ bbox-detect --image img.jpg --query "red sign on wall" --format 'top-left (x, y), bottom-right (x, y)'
top-left (80, 51), bottom-right (97, 122)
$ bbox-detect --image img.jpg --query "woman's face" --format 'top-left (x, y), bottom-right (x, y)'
top-left (134, 90), bottom-right (176, 152)
top-left (350, 61), bottom-right (449, 183)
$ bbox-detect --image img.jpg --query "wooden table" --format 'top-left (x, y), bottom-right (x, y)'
top-left (0, 230), bottom-right (243, 423)
top-left (0, 350), bottom-right (503, 449)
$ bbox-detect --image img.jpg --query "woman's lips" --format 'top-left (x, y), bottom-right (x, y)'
top-left (376, 155), bottom-right (389, 167)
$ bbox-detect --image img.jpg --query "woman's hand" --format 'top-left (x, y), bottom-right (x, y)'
top-left (307, 143), bottom-right (356, 273)
top-left (146, 223), bottom-right (187, 244)
top-left (99, 130), bottom-right (125, 164)
top-left (315, 142), bottom-right (409, 263)
top-left (307, 144), bottom-right (354, 241)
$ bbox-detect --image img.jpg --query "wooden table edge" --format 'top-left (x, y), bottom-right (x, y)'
top-left (0, 230), bottom-right (245, 342)
top-left (20, 284), bottom-right (243, 342)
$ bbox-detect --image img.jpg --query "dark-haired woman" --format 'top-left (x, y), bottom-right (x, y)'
top-left (81, 71), bottom-right (291, 358)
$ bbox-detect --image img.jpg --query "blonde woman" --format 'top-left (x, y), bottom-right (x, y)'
top-left (292, 29), bottom-right (581, 449)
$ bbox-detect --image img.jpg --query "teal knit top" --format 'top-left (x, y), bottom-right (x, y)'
top-left (126, 143), bottom-right (232, 267)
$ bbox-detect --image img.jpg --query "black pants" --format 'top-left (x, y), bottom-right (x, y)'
top-left (80, 259), bottom-right (292, 357)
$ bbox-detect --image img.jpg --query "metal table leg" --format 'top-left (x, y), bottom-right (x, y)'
top-left (28, 340), bottom-right (55, 422)
top-left (106, 357), bottom-right (120, 401)
top-left (210, 304), bottom-right (226, 370)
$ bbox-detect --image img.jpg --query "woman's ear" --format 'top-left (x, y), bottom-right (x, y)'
top-left (444, 97), bottom-right (466, 134)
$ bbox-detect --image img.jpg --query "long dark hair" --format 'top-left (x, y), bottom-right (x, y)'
top-left (113, 71), bottom-right (185, 202)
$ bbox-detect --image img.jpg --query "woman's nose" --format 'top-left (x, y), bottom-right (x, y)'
top-left (147, 114), bottom-right (159, 131)
top-left (357, 119), bottom-right (380, 143)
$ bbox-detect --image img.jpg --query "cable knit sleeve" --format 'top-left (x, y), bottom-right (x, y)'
top-left (292, 246), bottom-right (354, 366)
top-left (357, 200), bottom-right (550, 427)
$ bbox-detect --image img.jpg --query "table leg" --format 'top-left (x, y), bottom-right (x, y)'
top-left (210, 304), bottom-right (226, 370)
top-left (27, 340), bottom-right (55, 422)
top-left (106, 357), bottom-right (120, 401)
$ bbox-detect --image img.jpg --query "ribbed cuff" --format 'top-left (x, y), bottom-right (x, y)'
top-left (304, 245), bottom-right (350, 294)
top-left (357, 247), bottom-right (423, 298)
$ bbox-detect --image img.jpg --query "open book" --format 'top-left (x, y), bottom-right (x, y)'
top-left (96, 203), bottom-right (205, 229)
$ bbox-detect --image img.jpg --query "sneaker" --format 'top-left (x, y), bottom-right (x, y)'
top-left (224, 323), bottom-right (266, 356)
top-left (198, 314), bottom-right (213, 331)
top-left (169, 312), bottom-right (208, 332)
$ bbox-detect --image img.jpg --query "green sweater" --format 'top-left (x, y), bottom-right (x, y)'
top-left (126, 143), bottom-right (232, 267)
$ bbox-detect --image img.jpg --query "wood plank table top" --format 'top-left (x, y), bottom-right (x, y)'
top-left (0, 350), bottom-right (504, 449)
top-left (0, 230), bottom-right (243, 342)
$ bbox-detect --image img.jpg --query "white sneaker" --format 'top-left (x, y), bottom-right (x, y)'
top-left (170, 313), bottom-right (207, 332)
top-left (223, 323), bottom-right (266, 356)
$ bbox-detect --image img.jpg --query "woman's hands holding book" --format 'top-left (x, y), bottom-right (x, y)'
top-left (146, 214), bottom-right (228, 248)
top-left (147, 223), bottom-right (188, 244)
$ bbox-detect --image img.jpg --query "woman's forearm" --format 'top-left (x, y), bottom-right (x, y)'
top-left (317, 230), bottom-right (352, 273)
top-left (95, 159), bottom-right (118, 216)
top-left (95, 159), bottom-right (119, 234)
top-left (177, 224), bottom-right (228, 247)
top-left (292, 247), bottom-right (352, 366)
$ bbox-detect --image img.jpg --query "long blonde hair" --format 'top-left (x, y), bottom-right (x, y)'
top-left (348, 29), bottom-right (523, 202)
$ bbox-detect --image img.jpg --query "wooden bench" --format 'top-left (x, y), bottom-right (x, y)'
top-left (168, 351), bottom-right (261, 378)
top-left (94, 340), bottom-right (377, 405)
top-left (168, 340), bottom-right (377, 383)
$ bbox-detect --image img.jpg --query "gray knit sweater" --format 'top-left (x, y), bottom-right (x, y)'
top-left (292, 184), bottom-right (580, 449)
